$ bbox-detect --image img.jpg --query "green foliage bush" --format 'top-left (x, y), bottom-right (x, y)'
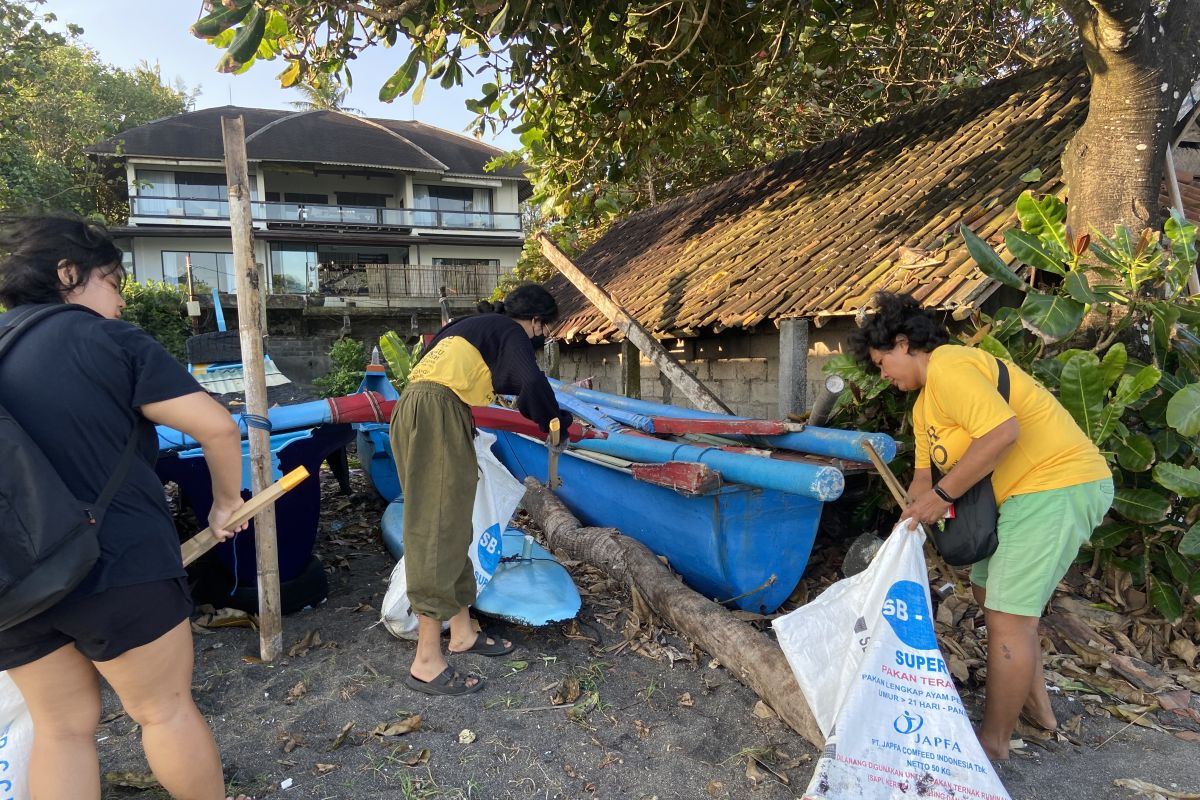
top-left (826, 191), bottom-right (1199, 622)
top-left (378, 331), bottom-right (422, 393)
top-left (314, 337), bottom-right (368, 398)
top-left (119, 279), bottom-right (190, 362)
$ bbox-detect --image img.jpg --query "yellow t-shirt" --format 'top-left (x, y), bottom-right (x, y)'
top-left (912, 346), bottom-right (1110, 504)
top-left (408, 336), bottom-right (496, 407)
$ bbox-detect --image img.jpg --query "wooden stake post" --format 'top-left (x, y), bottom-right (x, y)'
top-left (536, 233), bottom-right (732, 414)
top-left (222, 115), bottom-right (283, 661)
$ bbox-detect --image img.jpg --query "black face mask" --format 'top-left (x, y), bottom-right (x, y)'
top-left (530, 334), bottom-right (547, 349)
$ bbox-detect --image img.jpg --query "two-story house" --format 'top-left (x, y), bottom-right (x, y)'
top-left (87, 106), bottom-right (529, 360)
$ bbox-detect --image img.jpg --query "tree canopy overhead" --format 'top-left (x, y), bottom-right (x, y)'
top-left (196, 0), bottom-right (1197, 236)
top-left (0, 0), bottom-right (192, 220)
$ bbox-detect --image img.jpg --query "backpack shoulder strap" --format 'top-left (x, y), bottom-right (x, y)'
top-left (0, 305), bottom-right (79, 363)
top-left (0, 304), bottom-right (138, 521)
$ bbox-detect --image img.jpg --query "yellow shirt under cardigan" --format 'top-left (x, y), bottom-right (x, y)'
top-left (912, 346), bottom-right (1111, 504)
top-left (407, 336), bottom-right (497, 407)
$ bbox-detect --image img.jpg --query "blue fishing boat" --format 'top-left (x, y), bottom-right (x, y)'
top-left (486, 384), bottom-right (897, 615)
top-left (156, 424), bottom-right (354, 590)
top-left (354, 364), bottom-right (401, 502)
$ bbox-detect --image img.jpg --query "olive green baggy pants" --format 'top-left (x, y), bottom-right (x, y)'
top-left (389, 381), bottom-right (479, 621)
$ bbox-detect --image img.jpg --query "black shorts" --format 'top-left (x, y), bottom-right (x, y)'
top-left (0, 577), bottom-right (193, 671)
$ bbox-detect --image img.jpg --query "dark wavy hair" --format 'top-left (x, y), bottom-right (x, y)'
top-left (477, 283), bottom-right (559, 323)
top-left (0, 215), bottom-right (124, 308)
top-left (849, 291), bottom-right (950, 369)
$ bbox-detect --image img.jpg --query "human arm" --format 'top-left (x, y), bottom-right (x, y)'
top-left (902, 418), bottom-right (1019, 524)
top-left (141, 392), bottom-right (248, 540)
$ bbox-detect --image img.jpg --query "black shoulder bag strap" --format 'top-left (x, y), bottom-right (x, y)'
top-left (995, 356), bottom-right (1011, 403)
top-left (0, 305), bottom-right (143, 523)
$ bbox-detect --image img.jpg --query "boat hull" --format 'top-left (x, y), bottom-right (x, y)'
top-left (489, 431), bottom-right (822, 614)
top-left (357, 423), bottom-right (401, 502)
top-left (157, 423), bottom-right (355, 583)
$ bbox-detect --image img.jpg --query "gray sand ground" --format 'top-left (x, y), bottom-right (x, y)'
top-left (94, 468), bottom-right (1200, 800)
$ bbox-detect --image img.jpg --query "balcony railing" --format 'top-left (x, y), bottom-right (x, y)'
top-left (129, 196), bottom-right (522, 232)
top-left (265, 262), bottom-right (509, 304)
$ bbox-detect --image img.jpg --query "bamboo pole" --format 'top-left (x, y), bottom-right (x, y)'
top-left (536, 233), bottom-right (732, 414)
top-left (1165, 144), bottom-right (1200, 296)
top-left (222, 115), bottom-right (283, 661)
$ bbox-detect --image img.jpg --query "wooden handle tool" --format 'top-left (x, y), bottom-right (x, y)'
top-left (180, 466), bottom-right (310, 566)
top-left (547, 417), bottom-right (562, 490)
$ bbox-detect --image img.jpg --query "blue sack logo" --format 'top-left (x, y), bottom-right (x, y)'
top-left (893, 711), bottom-right (924, 735)
top-left (881, 580), bottom-right (939, 650)
top-left (476, 523), bottom-right (503, 574)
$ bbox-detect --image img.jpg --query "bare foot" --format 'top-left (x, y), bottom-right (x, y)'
top-left (977, 729), bottom-right (1009, 761)
top-left (1020, 693), bottom-right (1058, 732)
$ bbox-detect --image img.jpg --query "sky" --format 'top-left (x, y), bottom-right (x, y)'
top-left (40, 0), bottom-right (521, 152)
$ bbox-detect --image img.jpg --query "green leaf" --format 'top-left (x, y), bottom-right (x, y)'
top-left (1111, 487), bottom-right (1172, 523)
top-left (1097, 344), bottom-right (1127, 391)
top-left (1116, 366), bottom-right (1162, 405)
top-left (1090, 522), bottom-right (1135, 549)
top-left (1149, 576), bottom-right (1183, 623)
top-left (1189, 569), bottom-right (1200, 603)
top-left (1153, 427), bottom-right (1183, 461)
top-left (1114, 431), bottom-right (1155, 472)
top-left (1165, 208), bottom-right (1197, 266)
top-left (1182, 522), bottom-right (1200, 558)
top-left (1015, 190), bottom-right (1068, 255)
top-left (1019, 167), bottom-right (1042, 183)
top-left (1152, 462), bottom-right (1200, 497)
top-left (1059, 353), bottom-right (1104, 439)
top-left (1166, 383), bottom-right (1200, 437)
top-left (1019, 291), bottom-right (1085, 343)
top-left (379, 50), bottom-right (421, 102)
top-left (960, 224), bottom-right (1026, 290)
top-left (1162, 545), bottom-right (1194, 586)
top-left (976, 334), bottom-right (1011, 361)
top-left (1005, 229), bottom-right (1066, 275)
top-left (1064, 270), bottom-right (1098, 304)
top-left (486, 2), bottom-right (509, 38)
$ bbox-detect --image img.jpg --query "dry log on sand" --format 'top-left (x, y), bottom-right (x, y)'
top-left (521, 477), bottom-right (823, 746)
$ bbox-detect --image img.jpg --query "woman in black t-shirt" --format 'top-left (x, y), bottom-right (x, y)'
top-left (0, 217), bottom-right (250, 800)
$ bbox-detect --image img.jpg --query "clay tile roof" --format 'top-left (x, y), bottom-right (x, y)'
top-left (551, 61), bottom-right (1101, 343)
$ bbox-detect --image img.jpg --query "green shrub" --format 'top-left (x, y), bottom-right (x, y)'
top-left (120, 279), bottom-right (191, 362)
top-left (378, 331), bottom-right (422, 392)
top-left (313, 337), bottom-right (368, 398)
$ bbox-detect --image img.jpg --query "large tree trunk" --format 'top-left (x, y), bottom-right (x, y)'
top-left (520, 477), bottom-right (824, 747)
top-left (1058, 0), bottom-right (1200, 235)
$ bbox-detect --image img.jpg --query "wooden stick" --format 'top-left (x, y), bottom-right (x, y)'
top-left (536, 233), bottom-right (732, 414)
top-left (862, 442), bottom-right (961, 589)
top-left (180, 467), bottom-right (311, 567)
top-left (547, 417), bottom-right (562, 489)
top-left (222, 115), bottom-right (283, 661)
top-left (521, 477), bottom-right (823, 746)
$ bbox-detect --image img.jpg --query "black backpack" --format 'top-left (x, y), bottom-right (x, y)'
top-left (0, 305), bottom-right (141, 631)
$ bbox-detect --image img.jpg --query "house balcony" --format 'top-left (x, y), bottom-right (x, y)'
top-left (129, 196), bottom-right (522, 232)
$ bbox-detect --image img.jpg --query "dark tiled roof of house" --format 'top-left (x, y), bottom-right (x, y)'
top-left (87, 106), bottom-right (527, 181)
top-left (552, 62), bottom-right (1095, 343)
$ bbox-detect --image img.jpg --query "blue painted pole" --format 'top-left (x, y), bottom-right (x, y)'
top-left (212, 287), bottom-right (226, 331)
top-left (552, 380), bottom-right (896, 463)
top-left (573, 430), bottom-right (844, 501)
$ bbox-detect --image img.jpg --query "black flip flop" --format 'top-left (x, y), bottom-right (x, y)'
top-left (449, 629), bottom-right (515, 657)
top-left (405, 667), bottom-right (485, 696)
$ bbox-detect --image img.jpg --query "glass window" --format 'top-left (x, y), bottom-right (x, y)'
top-left (412, 184), bottom-right (492, 213)
top-left (284, 192), bottom-right (328, 205)
top-left (176, 171), bottom-right (227, 200)
top-left (269, 244), bottom-right (318, 294)
top-left (161, 251), bottom-right (236, 293)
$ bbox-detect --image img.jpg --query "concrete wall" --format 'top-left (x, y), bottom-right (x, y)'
top-left (409, 243), bottom-right (522, 267)
top-left (555, 319), bottom-right (856, 418)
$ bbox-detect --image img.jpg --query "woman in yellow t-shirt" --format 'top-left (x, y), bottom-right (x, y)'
top-left (851, 291), bottom-right (1113, 761)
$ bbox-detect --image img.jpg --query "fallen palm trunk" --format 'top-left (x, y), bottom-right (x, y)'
top-left (520, 477), bottom-right (823, 747)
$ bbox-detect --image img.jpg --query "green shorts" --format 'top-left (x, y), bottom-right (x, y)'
top-left (970, 477), bottom-right (1113, 617)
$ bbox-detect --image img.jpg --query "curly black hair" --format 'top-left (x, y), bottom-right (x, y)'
top-left (0, 215), bottom-right (124, 308)
top-left (848, 291), bottom-right (950, 369)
